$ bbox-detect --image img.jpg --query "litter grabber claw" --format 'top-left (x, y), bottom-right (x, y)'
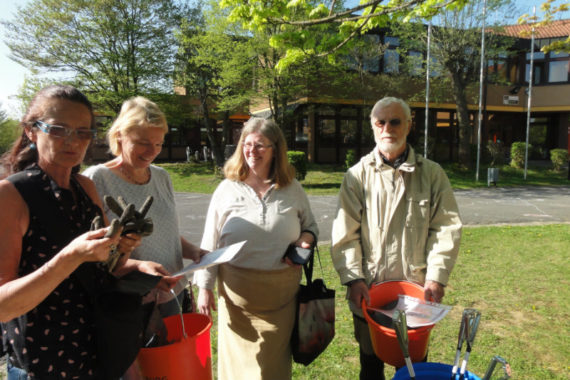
top-left (91, 195), bottom-right (155, 272)
top-left (104, 195), bottom-right (154, 237)
top-left (450, 308), bottom-right (481, 380)
top-left (393, 310), bottom-right (415, 380)
top-left (482, 355), bottom-right (511, 380)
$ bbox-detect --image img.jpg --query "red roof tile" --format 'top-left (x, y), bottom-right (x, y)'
top-left (499, 19), bottom-right (570, 39)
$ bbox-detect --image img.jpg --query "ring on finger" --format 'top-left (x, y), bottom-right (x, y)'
top-left (110, 244), bottom-right (117, 252)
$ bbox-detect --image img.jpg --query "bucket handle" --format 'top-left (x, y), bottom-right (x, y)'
top-left (482, 355), bottom-right (511, 380)
top-left (170, 288), bottom-right (188, 339)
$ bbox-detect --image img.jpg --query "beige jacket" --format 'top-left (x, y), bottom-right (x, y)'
top-left (331, 146), bottom-right (462, 293)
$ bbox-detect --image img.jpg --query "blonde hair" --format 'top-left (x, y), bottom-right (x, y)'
top-left (107, 96), bottom-right (168, 156)
top-left (224, 117), bottom-right (295, 188)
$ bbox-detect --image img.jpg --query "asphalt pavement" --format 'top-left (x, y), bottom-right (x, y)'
top-left (176, 185), bottom-right (570, 245)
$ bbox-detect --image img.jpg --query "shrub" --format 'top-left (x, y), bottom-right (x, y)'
top-left (345, 149), bottom-right (356, 170)
top-left (510, 141), bottom-right (530, 168)
top-left (287, 151), bottom-right (307, 181)
top-left (550, 149), bottom-right (568, 171)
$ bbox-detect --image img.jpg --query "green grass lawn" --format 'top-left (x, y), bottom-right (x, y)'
top-left (155, 162), bottom-right (569, 195)
top-left (200, 224), bottom-right (569, 380)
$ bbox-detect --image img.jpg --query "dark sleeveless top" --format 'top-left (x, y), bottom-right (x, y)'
top-left (1, 164), bottom-right (105, 379)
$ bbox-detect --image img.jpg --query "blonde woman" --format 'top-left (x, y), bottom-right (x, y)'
top-left (83, 96), bottom-right (206, 319)
top-left (195, 117), bottom-right (318, 380)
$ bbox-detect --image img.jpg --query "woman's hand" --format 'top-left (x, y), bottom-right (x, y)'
top-left (135, 260), bottom-right (184, 292)
top-left (295, 231), bottom-right (315, 249)
top-left (63, 226), bottom-right (121, 264)
top-left (112, 233), bottom-right (142, 269)
top-left (118, 233), bottom-right (142, 257)
top-left (197, 288), bottom-right (216, 317)
top-left (283, 231), bottom-right (316, 267)
top-left (181, 237), bottom-right (209, 263)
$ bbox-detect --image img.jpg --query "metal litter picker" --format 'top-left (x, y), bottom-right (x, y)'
top-left (393, 310), bottom-right (415, 380)
top-left (450, 309), bottom-right (481, 380)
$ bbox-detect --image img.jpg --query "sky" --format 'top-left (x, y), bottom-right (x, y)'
top-left (0, 0), bottom-right (568, 119)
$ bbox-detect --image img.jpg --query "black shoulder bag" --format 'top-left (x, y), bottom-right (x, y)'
top-left (291, 246), bottom-right (336, 365)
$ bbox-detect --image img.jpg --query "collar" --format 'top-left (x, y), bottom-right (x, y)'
top-left (372, 145), bottom-right (417, 173)
top-left (378, 146), bottom-right (409, 168)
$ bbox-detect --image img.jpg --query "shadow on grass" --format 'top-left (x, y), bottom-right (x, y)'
top-left (159, 162), bottom-right (216, 176)
top-left (302, 183), bottom-right (341, 190)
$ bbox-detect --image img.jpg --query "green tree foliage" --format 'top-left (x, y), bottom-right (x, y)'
top-left (2, 0), bottom-right (187, 114)
top-left (174, 1), bottom-right (254, 165)
top-left (219, 0), bottom-right (471, 70)
top-left (395, 0), bottom-right (515, 167)
top-left (0, 105), bottom-right (20, 155)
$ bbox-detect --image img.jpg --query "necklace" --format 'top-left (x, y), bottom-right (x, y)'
top-left (119, 165), bottom-right (150, 185)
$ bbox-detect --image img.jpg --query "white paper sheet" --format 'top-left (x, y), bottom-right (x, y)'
top-left (173, 240), bottom-right (246, 276)
top-left (371, 294), bottom-right (452, 328)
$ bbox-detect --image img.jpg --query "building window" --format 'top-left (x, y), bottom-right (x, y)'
top-left (295, 118), bottom-right (309, 143)
top-left (525, 62), bottom-right (545, 84)
top-left (524, 38), bottom-right (570, 85)
top-left (384, 36), bottom-right (400, 47)
top-left (408, 51), bottom-right (423, 76)
top-left (548, 60), bottom-right (569, 82)
top-left (383, 49), bottom-right (400, 73)
top-left (342, 34), bottom-right (380, 73)
top-left (526, 51), bottom-right (545, 60)
top-left (318, 119), bottom-right (336, 145)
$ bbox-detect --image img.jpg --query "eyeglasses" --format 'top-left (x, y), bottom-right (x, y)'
top-left (34, 120), bottom-right (96, 141)
top-left (374, 118), bottom-right (402, 128)
top-left (243, 142), bottom-right (273, 152)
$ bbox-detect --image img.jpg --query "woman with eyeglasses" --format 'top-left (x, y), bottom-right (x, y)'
top-left (0, 85), bottom-right (178, 379)
top-left (82, 96), bottom-right (207, 378)
top-left (194, 117), bottom-right (318, 380)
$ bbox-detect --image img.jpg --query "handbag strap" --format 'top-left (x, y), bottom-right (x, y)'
top-left (302, 244), bottom-right (323, 285)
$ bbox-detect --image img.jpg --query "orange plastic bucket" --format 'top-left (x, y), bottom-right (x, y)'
top-left (362, 281), bottom-right (434, 368)
top-left (137, 313), bottom-right (213, 380)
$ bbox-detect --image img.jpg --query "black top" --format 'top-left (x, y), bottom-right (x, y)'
top-left (1, 164), bottom-right (104, 379)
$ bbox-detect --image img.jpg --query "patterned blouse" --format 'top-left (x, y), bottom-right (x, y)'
top-left (1, 164), bottom-right (105, 379)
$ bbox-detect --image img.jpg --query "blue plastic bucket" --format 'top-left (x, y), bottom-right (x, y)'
top-left (393, 362), bottom-right (481, 380)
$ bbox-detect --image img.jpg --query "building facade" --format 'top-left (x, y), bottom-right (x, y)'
top-left (253, 19), bottom-right (570, 165)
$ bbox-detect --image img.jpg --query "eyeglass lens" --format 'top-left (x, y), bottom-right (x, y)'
top-left (244, 143), bottom-right (271, 151)
top-left (375, 118), bottom-right (402, 127)
top-left (36, 121), bottom-right (95, 140)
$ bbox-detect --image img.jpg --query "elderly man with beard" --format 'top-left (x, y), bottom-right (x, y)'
top-left (331, 97), bottom-right (462, 380)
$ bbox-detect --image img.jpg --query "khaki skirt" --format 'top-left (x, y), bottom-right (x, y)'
top-left (216, 263), bottom-right (302, 380)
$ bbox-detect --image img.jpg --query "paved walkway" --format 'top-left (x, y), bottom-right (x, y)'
top-left (176, 185), bottom-right (570, 245)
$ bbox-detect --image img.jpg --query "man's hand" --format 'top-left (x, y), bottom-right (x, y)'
top-left (424, 280), bottom-right (445, 303)
top-left (348, 280), bottom-right (370, 309)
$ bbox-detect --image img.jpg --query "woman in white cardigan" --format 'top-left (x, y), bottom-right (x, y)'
top-left (195, 117), bottom-right (318, 380)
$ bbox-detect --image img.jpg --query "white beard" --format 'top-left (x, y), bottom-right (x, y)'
top-left (377, 138), bottom-right (406, 155)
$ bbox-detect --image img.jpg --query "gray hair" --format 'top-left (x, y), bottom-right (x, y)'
top-left (370, 97), bottom-right (412, 128)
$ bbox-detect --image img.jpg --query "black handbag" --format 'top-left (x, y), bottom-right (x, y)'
top-left (291, 246), bottom-right (336, 365)
top-left (74, 265), bottom-right (162, 379)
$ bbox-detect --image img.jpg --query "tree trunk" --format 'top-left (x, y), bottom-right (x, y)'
top-left (451, 73), bottom-right (472, 168)
top-left (200, 95), bottom-right (224, 167)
